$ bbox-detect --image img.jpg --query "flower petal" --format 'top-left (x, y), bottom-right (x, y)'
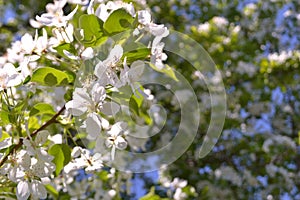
top-left (31, 180), bottom-right (47, 199)
top-left (16, 181), bottom-right (30, 200)
top-left (86, 113), bottom-right (102, 139)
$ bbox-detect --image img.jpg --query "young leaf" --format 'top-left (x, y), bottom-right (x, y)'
top-left (103, 9), bottom-right (135, 35)
top-left (77, 14), bottom-right (107, 47)
top-left (29, 103), bottom-right (56, 117)
top-left (48, 144), bottom-right (71, 176)
top-left (32, 67), bottom-right (74, 86)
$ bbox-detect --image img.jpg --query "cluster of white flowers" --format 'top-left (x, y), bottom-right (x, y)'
top-left (65, 1), bottom-right (170, 161)
top-left (0, 0), bottom-right (172, 199)
top-left (0, 131), bottom-right (55, 200)
top-left (64, 146), bottom-right (103, 174)
top-left (211, 16), bottom-right (229, 29)
top-left (262, 134), bottom-right (296, 153)
top-left (236, 61), bottom-right (257, 77)
top-left (0, 1), bottom-right (77, 94)
top-left (158, 165), bottom-right (194, 199)
top-left (267, 50), bottom-right (293, 64)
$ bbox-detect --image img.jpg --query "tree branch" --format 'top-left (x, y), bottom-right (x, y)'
top-left (0, 105), bottom-right (66, 168)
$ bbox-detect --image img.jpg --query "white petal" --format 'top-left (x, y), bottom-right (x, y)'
top-left (86, 113), bottom-right (102, 139)
top-left (31, 180), bottom-right (47, 199)
top-left (81, 47), bottom-right (94, 60)
top-left (36, 14), bottom-right (54, 26)
top-left (129, 60), bottom-right (145, 82)
top-left (71, 146), bottom-right (82, 158)
top-left (64, 162), bottom-right (79, 174)
top-left (65, 5), bottom-right (78, 21)
top-left (64, 24), bottom-right (74, 43)
top-left (63, 50), bottom-right (78, 60)
top-left (16, 181), bottom-right (30, 200)
top-left (92, 153), bottom-right (103, 162)
top-left (35, 130), bottom-right (49, 145)
top-left (94, 61), bottom-right (108, 79)
top-left (102, 102), bottom-right (120, 116)
top-left (9, 167), bottom-right (24, 182)
top-left (29, 19), bottom-right (42, 28)
top-left (106, 45), bottom-right (123, 63)
top-left (111, 145), bottom-right (116, 160)
top-left (87, 0), bottom-right (95, 14)
top-left (21, 33), bottom-right (34, 54)
top-left (101, 117), bottom-right (110, 130)
top-left (115, 136), bottom-right (127, 150)
top-left (108, 122), bottom-right (126, 137)
top-left (70, 88), bottom-right (90, 115)
top-left (47, 134), bottom-right (62, 144)
top-left (138, 10), bottom-right (151, 25)
top-left (91, 83), bottom-right (106, 104)
top-left (95, 4), bottom-right (110, 22)
top-left (17, 150), bottom-right (31, 170)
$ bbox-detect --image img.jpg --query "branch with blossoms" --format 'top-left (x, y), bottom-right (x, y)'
top-left (0, 0), bottom-right (195, 199)
top-left (0, 105), bottom-right (66, 168)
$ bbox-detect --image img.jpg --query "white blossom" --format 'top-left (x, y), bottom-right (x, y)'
top-left (81, 47), bottom-right (94, 60)
top-left (120, 58), bottom-right (144, 92)
top-left (94, 45), bottom-right (123, 87)
top-left (137, 10), bottom-right (168, 36)
top-left (64, 147), bottom-right (103, 173)
top-left (52, 23), bottom-right (74, 44)
top-left (66, 83), bottom-right (106, 116)
top-left (35, 1), bottom-right (78, 27)
top-left (90, 1), bottom-right (135, 22)
top-left (0, 63), bottom-right (23, 91)
top-left (104, 122), bottom-right (128, 160)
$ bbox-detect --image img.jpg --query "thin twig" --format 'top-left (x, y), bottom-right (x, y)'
top-left (0, 105), bottom-right (66, 168)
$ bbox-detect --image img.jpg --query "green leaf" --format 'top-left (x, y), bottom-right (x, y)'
top-left (77, 14), bottom-right (107, 47)
top-left (45, 184), bottom-right (58, 199)
top-left (97, 170), bottom-right (109, 181)
top-left (29, 103), bottom-right (56, 116)
top-left (129, 96), bottom-right (139, 116)
top-left (0, 131), bottom-right (10, 141)
top-left (0, 110), bottom-right (10, 125)
top-left (129, 89), bottom-right (153, 125)
top-left (48, 144), bottom-right (71, 176)
top-left (64, 88), bottom-right (74, 102)
top-left (61, 144), bottom-right (71, 165)
top-left (123, 48), bottom-right (150, 63)
top-left (103, 9), bottom-right (135, 35)
top-left (140, 187), bottom-right (169, 200)
top-left (28, 116), bottom-right (40, 132)
top-left (122, 41), bottom-right (150, 63)
top-left (32, 67), bottom-right (74, 86)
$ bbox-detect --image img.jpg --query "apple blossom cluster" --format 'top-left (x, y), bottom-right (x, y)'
top-left (0, 0), bottom-right (171, 199)
top-left (0, 131), bottom-right (55, 200)
top-left (158, 165), bottom-right (197, 199)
